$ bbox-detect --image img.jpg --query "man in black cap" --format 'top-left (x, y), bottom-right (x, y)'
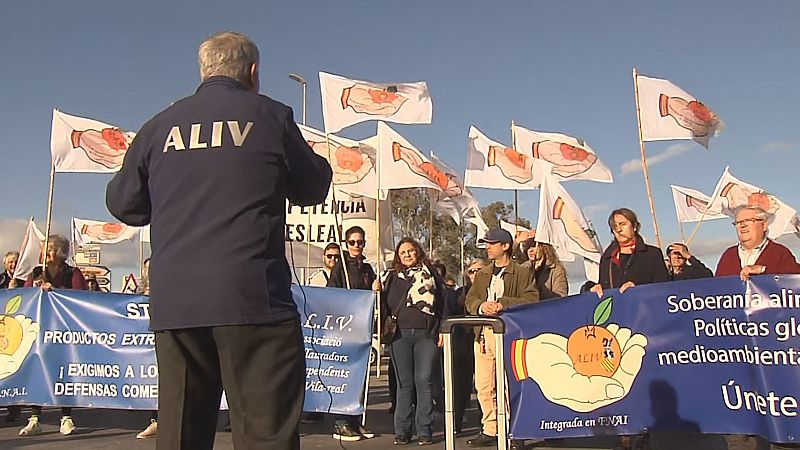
top-left (465, 228), bottom-right (538, 449)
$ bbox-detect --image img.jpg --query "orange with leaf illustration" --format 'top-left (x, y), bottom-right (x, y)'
top-left (566, 296), bottom-right (621, 377)
top-left (0, 296), bottom-right (23, 356)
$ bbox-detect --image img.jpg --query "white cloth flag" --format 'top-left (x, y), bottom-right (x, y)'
top-left (636, 75), bottom-right (723, 148)
top-left (377, 122), bottom-right (444, 193)
top-left (320, 72), bottom-right (432, 134)
top-left (500, 220), bottom-right (576, 263)
top-left (670, 185), bottom-right (727, 223)
top-left (51, 109), bottom-right (135, 173)
top-left (536, 174), bottom-right (602, 264)
top-left (297, 124), bottom-right (378, 198)
top-left (465, 126), bottom-right (549, 190)
top-left (707, 167), bottom-right (796, 239)
top-left (13, 218), bottom-right (45, 281)
top-left (464, 206), bottom-right (489, 245)
top-left (140, 225), bottom-right (151, 244)
top-left (72, 218), bottom-right (140, 246)
top-left (512, 125), bottom-right (612, 183)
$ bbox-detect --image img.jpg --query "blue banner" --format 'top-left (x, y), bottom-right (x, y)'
top-left (0, 285), bottom-right (373, 415)
top-left (503, 274), bottom-right (800, 443)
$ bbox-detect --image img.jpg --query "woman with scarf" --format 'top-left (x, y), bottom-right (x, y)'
top-left (590, 208), bottom-right (669, 297)
top-left (379, 237), bottom-right (446, 446)
top-left (589, 208), bottom-right (668, 450)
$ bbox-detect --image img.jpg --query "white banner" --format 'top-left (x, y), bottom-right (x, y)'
top-left (51, 109), bottom-right (135, 173)
top-left (670, 185), bottom-right (727, 223)
top-left (320, 72), bottom-right (432, 134)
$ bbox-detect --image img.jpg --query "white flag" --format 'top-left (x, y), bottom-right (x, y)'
top-left (51, 109), bottom-right (135, 173)
top-left (465, 126), bottom-right (550, 190)
top-left (784, 216), bottom-right (800, 239)
top-left (72, 218), bottom-right (140, 246)
top-left (707, 167), bottom-right (796, 239)
top-left (500, 220), bottom-right (575, 263)
top-left (464, 206), bottom-right (489, 245)
top-left (140, 225), bottom-right (151, 244)
top-left (636, 75), bottom-right (723, 148)
top-left (670, 185), bottom-right (727, 223)
top-left (297, 124), bottom-right (378, 198)
top-left (512, 125), bottom-right (612, 183)
top-left (536, 174), bottom-right (602, 263)
top-left (13, 218), bottom-right (45, 281)
top-left (320, 72), bottom-right (432, 134)
top-left (377, 122), bottom-right (445, 193)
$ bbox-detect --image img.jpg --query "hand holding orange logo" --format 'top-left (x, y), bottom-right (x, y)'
top-left (510, 297), bottom-right (647, 412)
top-left (0, 296), bottom-right (39, 380)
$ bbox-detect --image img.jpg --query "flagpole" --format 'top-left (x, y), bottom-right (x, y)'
top-left (460, 219), bottom-right (465, 285)
top-left (678, 220), bottom-right (686, 243)
top-left (374, 125), bottom-right (383, 378)
top-left (511, 120), bottom-right (520, 235)
top-left (632, 67), bottom-right (663, 250)
top-left (429, 195), bottom-right (434, 256)
top-left (325, 133), bottom-right (352, 291)
top-left (42, 163), bottom-right (56, 268)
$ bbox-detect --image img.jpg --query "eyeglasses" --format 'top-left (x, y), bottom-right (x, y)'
top-left (347, 239), bottom-right (366, 247)
top-left (467, 268), bottom-right (481, 274)
top-left (324, 254), bottom-right (340, 260)
top-left (732, 218), bottom-right (764, 227)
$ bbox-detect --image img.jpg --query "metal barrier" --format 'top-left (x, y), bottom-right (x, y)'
top-left (441, 316), bottom-right (507, 450)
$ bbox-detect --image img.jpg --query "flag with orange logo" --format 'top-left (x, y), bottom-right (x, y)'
top-left (51, 109), bottom-right (135, 173)
top-left (377, 122), bottom-right (445, 193)
top-left (465, 126), bottom-right (550, 190)
top-left (706, 167), bottom-right (796, 239)
top-left (320, 72), bottom-right (432, 134)
top-left (512, 125), bottom-right (612, 183)
top-left (636, 75), bottom-right (723, 149)
top-left (72, 218), bottom-right (140, 246)
top-left (536, 174), bottom-right (602, 264)
top-left (670, 185), bottom-right (727, 223)
top-left (298, 124), bottom-right (378, 198)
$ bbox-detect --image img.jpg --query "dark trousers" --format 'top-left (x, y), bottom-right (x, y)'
top-left (31, 406), bottom-right (71, 417)
top-left (451, 336), bottom-right (475, 432)
top-left (391, 328), bottom-right (438, 439)
top-left (155, 318), bottom-right (305, 450)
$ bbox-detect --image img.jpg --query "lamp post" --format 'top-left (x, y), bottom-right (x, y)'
top-left (288, 73), bottom-right (307, 125)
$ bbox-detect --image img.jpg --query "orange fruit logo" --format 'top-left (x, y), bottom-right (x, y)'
top-left (566, 297), bottom-right (620, 377)
top-left (0, 296), bottom-right (24, 356)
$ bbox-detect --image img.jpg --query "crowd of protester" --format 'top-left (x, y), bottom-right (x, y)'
top-left (3, 204), bottom-right (799, 450)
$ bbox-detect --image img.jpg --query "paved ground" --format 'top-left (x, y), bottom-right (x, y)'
top-left (0, 360), bottom-right (772, 450)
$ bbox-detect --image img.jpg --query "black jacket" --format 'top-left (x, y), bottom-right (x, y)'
top-left (106, 76), bottom-right (332, 330)
top-left (327, 253), bottom-right (376, 291)
top-left (670, 256), bottom-right (713, 281)
top-left (598, 234), bottom-right (669, 289)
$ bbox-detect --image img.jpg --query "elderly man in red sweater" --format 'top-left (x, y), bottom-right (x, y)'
top-left (716, 205), bottom-right (800, 450)
top-left (716, 205), bottom-right (800, 280)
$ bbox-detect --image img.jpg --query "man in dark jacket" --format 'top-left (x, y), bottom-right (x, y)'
top-left (326, 225), bottom-right (376, 441)
top-left (665, 242), bottom-right (713, 281)
top-left (106, 31), bottom-right (332, 450)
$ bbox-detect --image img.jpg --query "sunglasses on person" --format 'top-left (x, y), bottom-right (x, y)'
top-left (347, 239), bottom-right (366, 247)
top-left (324, 254), bottom-right (340, 260)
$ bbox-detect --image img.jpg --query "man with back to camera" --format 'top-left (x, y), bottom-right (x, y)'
top-left (105, 31), bottom-right (332, 450)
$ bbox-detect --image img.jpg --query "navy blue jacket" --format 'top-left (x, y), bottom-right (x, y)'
top-left (106, 76), bottom-right (332, 330)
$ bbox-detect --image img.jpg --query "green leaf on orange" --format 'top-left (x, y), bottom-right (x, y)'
top-left (593, 296), bottom-right (613, 325)
top-left (5, 295), bottom-right (21, 315)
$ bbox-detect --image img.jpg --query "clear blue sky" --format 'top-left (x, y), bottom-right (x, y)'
top-left (2, 1), bottom-right (799, 283)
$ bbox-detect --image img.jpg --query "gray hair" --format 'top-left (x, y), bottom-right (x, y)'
top-left (198, 32), bottom-right (259, 84)
top-left (47, 235), bottom-right (70, 261)
top-left (3, 251), bottom-right (18, 264)
top-left (735, 205), bottom-right (768, 221)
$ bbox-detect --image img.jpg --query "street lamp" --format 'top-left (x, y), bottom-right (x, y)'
top-left (288, 73), bottom-right (307, 125)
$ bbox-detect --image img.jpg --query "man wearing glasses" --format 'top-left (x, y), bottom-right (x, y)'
top-left (665, 242), bottom-right (712, 281)
top-left (326, 225), bottom-right (377, 441)
top-left (307, 243), bottom-right (341, 287)
top-left (715, 205), bottom-right (800, 280)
